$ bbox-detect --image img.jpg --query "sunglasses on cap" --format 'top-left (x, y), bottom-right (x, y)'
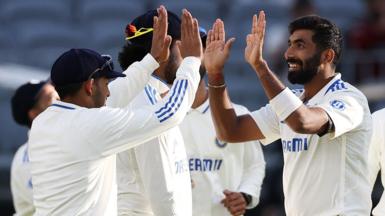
top-left (87, 55), bottom-right (114, 80)
top-left (125, 27), bottom-right (154, 40)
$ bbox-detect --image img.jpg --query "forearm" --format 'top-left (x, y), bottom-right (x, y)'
top-left (253, 61), bottom-right (286, 100)
top-left (207, 72), bottom-right (239, 141)
top-left (108, 54), bottom-right (159, 108)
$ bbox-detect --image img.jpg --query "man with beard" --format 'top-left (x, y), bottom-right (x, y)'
top-left (204, 14), bottom-right (372, 215)
top-left (112, 9), bottom-right (203, 216)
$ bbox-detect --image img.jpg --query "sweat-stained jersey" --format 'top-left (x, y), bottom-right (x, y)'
top-left (28, 55), bottom-right (201, 216)
top-left (251, 73), bottom-right (372, 216)
top-left (114, 76), bottom-right (191, 216)
top-left (179, 99), bottom-right (265, 216)
top-left (368, 108), bottom-right (385, 216)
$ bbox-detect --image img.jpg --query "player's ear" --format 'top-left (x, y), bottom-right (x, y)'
top-left (84, 79), bottom-right (94, 96)
top-left (321, 48), bottom-right (335, 65)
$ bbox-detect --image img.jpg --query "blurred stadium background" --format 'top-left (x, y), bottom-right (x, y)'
top-left (0, 0), bottom-right (384, 215)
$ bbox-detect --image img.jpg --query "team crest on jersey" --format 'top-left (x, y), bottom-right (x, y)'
top-left (330, 100), bottom-right (345, 111)
top-left (215, 138), bottom-right (227, 148)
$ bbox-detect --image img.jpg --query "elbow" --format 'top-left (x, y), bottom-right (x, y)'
top-left (216, 128), bottom-right (241, 143)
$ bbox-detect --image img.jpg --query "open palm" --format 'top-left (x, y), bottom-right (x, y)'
top-left (204, 19), bottom-right (235, 74)
top-left (244, 11), bottom-right (266, 70)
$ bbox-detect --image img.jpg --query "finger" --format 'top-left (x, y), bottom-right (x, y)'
top-left (185, 10), bottom-right (193, 36)
top-left (193, 18), bottom-right (199, 38)
top-left (224, 37), bottom-right (235, 57)
top-left (252, 14), bottom-right (258, 34)
top-left (227, 192), bottom-right (242, 202)
top-left (228, 197), bottom-right (245, 206)
top-left (181, 9), bottom-right (187, 41)
top-left (164, 35), bottom-right (172, 49)
top-left (229, 203), bottom-right (246, 215)
top-left (218, 19), bottom-right (225, 42)
top-left (259, 11), bottom-right (266, 40)
top-left (223, 189), bottom-right (232, 196)
top-left (232, 209), bottom-right (246, 216)
top-left (214, 19), bottom-right (220, 40)
top-left (206, 29), bottom-right (213, 46)
top-left (224, 37), bottom-right (236, 51)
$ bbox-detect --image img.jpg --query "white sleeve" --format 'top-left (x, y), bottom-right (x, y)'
top-left (107, 54), bottom-right (159, 108)
top-left (316, 91), bottom-right (366, 139)
top-left (77, 57), bottom-right (201, 157)
top-left (250, 104), bottom-right (281, 145)
top-left (134, 141), bottom-right (176, 215)
top-left (238, 141), bottom-right (265, 209)
top-left (368, 110), bottom-right (385, 188)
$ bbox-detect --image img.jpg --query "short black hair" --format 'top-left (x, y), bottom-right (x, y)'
top-left (54, 82), bottom-right (83, 99)
top-left (118, 42), bottom-right (148, 70)
top-left (288, 15), bottom-right (343, 66)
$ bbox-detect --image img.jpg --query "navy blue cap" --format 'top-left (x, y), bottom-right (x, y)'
top-left (125, 9), bottom-right (181, 46)
top-left (11, 80), bottom-right (46, 127)
top-left (51, 48), bottom-right (125, 87)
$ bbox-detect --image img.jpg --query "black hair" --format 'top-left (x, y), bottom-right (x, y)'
top-left (118, 41), bottom-right (148, 70)
top-left (55, 82), bottom-right (83, 99)
top-left (288, 15), bottom-right (343, 66)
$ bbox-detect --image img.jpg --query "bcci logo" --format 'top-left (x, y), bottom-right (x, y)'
top-left (215, 138), bottom-right (227, 148)
top-left (330, 100), bottom-right (345, 111)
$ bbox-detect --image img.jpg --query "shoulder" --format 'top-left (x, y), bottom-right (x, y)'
top-left (373, 108), bottom-right (385, 124)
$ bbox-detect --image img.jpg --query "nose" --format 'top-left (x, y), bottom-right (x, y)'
top-left (284, 47), bottom-right (293, 61)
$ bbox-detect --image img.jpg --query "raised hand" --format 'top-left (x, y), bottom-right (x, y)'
top-left (178, 9), bottom-right (203, 59)
top-left (244, 11), bottom-right (266, 71)
top-left (204, 19), bottom-right (235, 75)
top-left (150, 5), bottom-right (172, 63)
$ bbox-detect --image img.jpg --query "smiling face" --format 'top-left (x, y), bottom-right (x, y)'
top-left (285, 29), bottom-right (322, 85)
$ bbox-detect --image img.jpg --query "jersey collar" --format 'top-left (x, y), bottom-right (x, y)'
top-left (306, 73), bottom-right (342, 104)
top-left (50, 100), bottom-right (79, 110)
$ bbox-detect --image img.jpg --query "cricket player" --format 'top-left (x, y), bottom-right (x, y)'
top-left (179, 75), bottom-right (265, 216)
top-left (368, 108), bottom-right (385, 216)
top-left (28, 6), bottom-right (203, 215)
top-left (204, 14), bottom-right (372, 215)
top-left (10, 81), bottom-right (59, 216)
top-left (112, 9), bottom-right (197, 216)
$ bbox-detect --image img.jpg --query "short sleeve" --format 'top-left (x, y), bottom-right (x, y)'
top-left (250, 104), bottom-right (280, 145)
top-left (316, 91), bottom-right (366, 139)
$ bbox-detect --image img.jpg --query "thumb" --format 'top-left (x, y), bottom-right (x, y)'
top-left (164, 35), bottom-right (172, 49)
top-left (223, 189), bottom-right (232, 196)
top-left (224, 37), bottom-right (236, 56)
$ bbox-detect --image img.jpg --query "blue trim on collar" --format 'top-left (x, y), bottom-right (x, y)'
top-left (51, 104), bottom-right (75, 110)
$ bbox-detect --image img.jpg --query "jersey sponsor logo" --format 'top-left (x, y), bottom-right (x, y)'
top-left (189, 158), bottom-right (223, 172)
top-left (215, 138), bottom-right (227, 148)
top-left (155, 79), bottom-right (188, 123)
top-left (330, 100), bottom-right (345, 111)
top-left (282, 138), bottom-right (309, 152)
top-left (175, 159), bottom-right (189, 174)
top-left (324, 79), bottom-right (347, 95)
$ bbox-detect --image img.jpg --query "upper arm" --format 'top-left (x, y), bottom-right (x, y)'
top-left (315, 92), bottom-right (367, 138)
top-left (368, 110), bottom-right (385, 187)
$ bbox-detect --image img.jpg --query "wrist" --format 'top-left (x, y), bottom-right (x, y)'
top-left (207, 72), bottom-right (225, 86)
top-left (252, 60), bottom-right (268, 73)
top-left (241, 192), bottom-right (252, 206)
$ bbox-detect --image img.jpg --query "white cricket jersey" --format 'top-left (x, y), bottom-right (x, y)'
top-left (368, 108), bottom-right (385, 216)
top-left (114, 76), bottom-right (192, 216)
top-left (11, 143), bottom-right (34, 216)
top-left (28, 55), bottom-right (201, 216)
top-left (179, 99), bottom-right (265, 216)
top-left (251, 74), bottom-right (372, 215)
